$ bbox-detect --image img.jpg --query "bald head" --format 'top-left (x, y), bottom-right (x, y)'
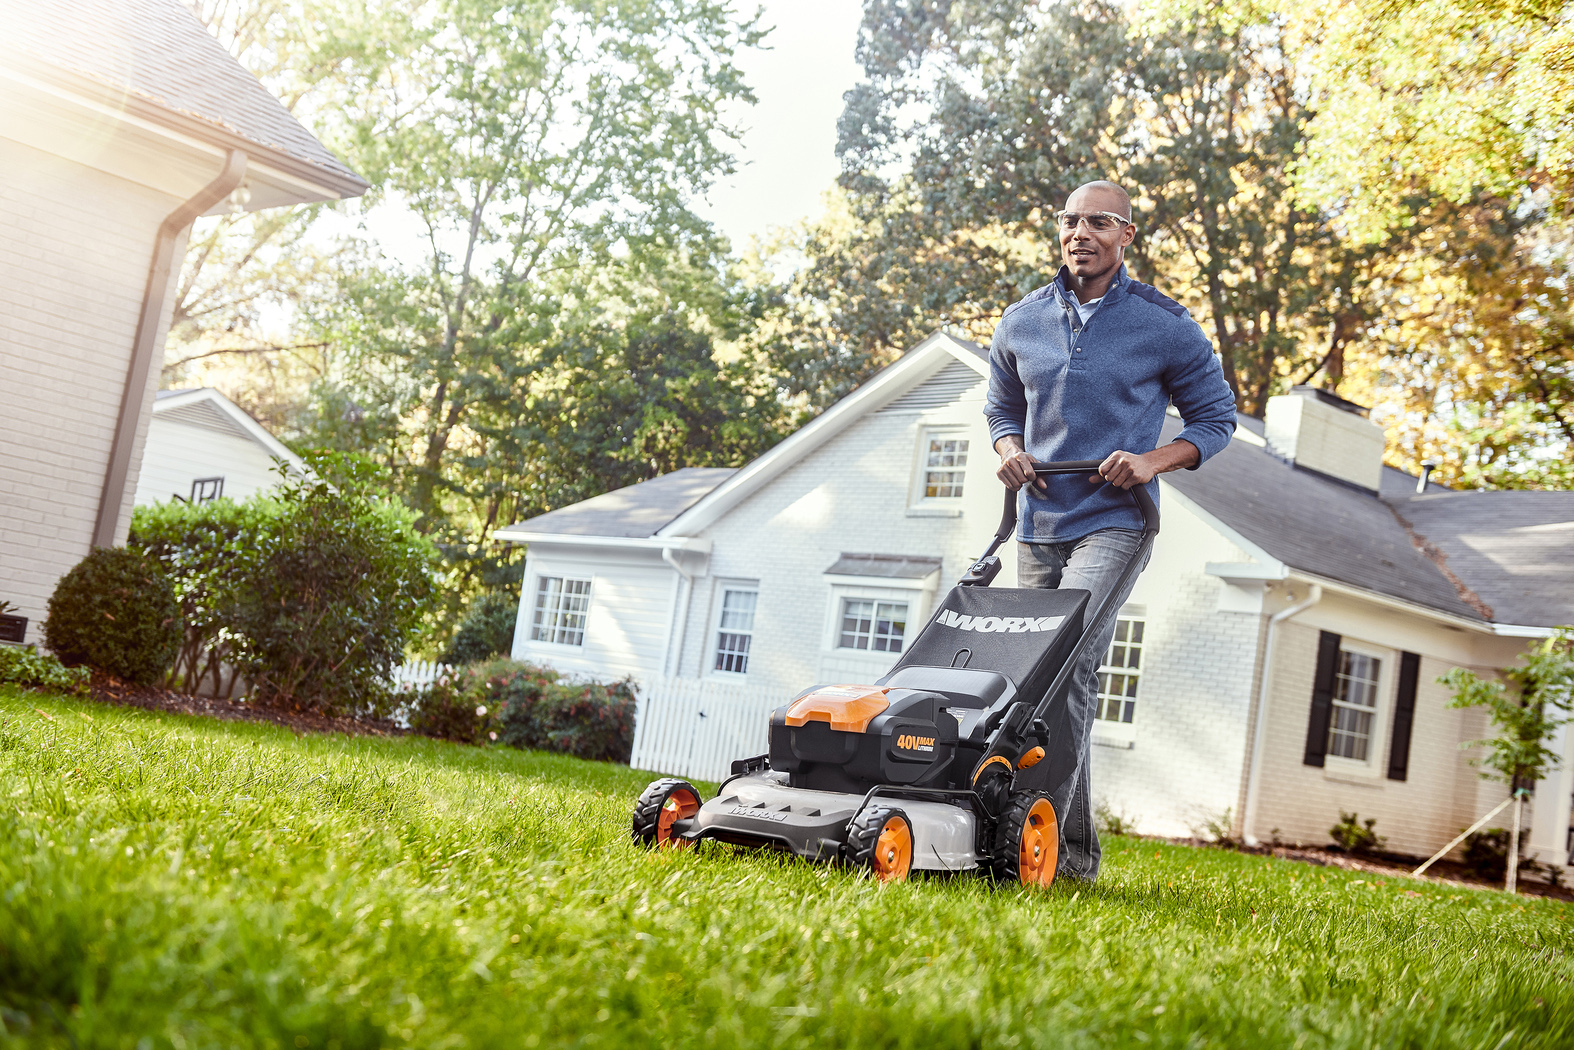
top-left (1064, 180), bottom-right (1131, 220)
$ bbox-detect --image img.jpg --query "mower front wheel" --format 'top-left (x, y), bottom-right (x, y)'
top-left (991, 792), bottom-right (1058, 887)
top-left (632, 778), bottom-right (702, 848)
top-left (846, 805), bottom-right (914, 883)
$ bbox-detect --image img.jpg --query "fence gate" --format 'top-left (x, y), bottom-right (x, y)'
top-left (630, 677), bottom-right (789, 783)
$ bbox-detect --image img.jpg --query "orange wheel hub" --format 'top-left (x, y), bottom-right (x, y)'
top-left (655, 788), bottom-right (699, 847)
top-left (1017, 798), bottom-right (1058, 886)
top-left (872, 816), bottom-right (913, 883)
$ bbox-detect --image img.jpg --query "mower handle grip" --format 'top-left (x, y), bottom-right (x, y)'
top-left (992, 460), bottom-right (1160, 547)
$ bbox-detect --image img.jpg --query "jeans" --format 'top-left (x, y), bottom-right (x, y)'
top-left (1017, 529), bottom-right (1150, 880)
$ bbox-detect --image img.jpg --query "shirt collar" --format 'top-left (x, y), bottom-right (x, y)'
top-left (1054, 262), bottom-right (1129, 308)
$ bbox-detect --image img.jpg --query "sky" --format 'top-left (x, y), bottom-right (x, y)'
top-left (692, 0), bottom-right (866, 248)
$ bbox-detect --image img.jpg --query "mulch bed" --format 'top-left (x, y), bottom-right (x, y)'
top-left (1169, 837), bottom-right (1574, 902)
top-left (89, 671), bottom-right (407, 739)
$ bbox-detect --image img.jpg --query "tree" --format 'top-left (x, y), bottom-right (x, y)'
top-left (1284, 0), bottom-right (1574, 236)
top-left (788, 0), bottom-right (1366, 414)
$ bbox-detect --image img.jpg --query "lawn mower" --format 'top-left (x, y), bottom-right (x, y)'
top-left (631, 462), bottom-right (1158, 885)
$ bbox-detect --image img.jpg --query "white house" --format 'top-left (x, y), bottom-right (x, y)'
top-left (134, 387), bottom-right (304, 506)
top-left (497, 331), bottom-right (1574, 872)
top-left (0, 0), bottom-right (366, 647)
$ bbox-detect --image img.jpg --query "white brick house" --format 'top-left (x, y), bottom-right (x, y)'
top-left (0, 0), bottom-right (366, 646)
top-left (499, 331), bottom-right (1574, 871)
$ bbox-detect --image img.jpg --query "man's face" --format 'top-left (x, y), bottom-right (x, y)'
top-left (1058, 186), bottom-right (1136, 285)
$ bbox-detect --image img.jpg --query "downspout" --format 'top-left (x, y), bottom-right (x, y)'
top-left (1240, 582), bottom-right (1322, 845)
top-left (661, 545), bottom-right (695, 678)
top-left (93, 149), bottom-right (247, 548)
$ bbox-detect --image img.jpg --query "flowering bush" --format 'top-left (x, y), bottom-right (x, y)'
top-left (405, 658), bottom-right (635, 762)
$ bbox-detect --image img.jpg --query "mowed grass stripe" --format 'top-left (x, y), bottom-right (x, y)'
top-left (0, 685), bottom-right (1569, 1049)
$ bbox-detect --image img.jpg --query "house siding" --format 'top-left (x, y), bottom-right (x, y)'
top-left (133, 416), bottom-right (289, 506)
top-left (1250, 600), bottom-right (1533, 859)
top-left (1087, 494), bottom-right (1264, 838)
top-left (511, 546), bottom-right (675, 682)
top-left (677, 384), bottom-right (1008, 692)
top-left (0, 136), bottom-right (180, 644)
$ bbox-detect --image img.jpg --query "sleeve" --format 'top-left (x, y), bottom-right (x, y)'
top-left (1166, 320), bottom-right (1237, 468)
top-left (984, 320), bottom-right (1028, 445)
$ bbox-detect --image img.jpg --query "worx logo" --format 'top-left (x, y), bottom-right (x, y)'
top-left (895, 733), bottom-right (935, 752)
top-left (937, 610), bottom-right (1065, 634)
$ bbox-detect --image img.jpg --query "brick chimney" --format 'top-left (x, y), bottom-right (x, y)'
top-left (1263, 386), bottom-right (1386, 492)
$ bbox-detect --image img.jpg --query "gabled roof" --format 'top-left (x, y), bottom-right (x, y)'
top-left (656, 331), bottom-right (990, 537)
top-left (153, 388), bottom-right (304, 471)
top-left (495, 468), bottom-right (738, 542)
top-left (1162, 414), bottom-right (1574, 629)
top-left (0, 0), bottom-right (367, 199)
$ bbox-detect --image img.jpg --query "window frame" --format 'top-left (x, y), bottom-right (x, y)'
top-left (707, 581), bottom-right (760, 679)
top-left (528, 574), bottom-right (593, 649)
top-left (1322, 637), bottom-right (1393, 777)
top-left (1091, 605), bottom-right (1145, 745)
top-left (910, 426), bottom-right (972, 507)
top-left (191, 476), bottom-right (225, 503)
top-left (836, 596), bottom-right (911, 654)
top-left (819, 580), bottom-right (931, 664)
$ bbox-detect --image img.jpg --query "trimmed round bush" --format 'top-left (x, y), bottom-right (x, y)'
top-left (45, 546), bottom-right (182, 685)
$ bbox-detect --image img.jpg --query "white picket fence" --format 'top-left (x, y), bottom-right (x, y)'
top-left (629, 676), bottom-right (791, 782)
top-left (391, 659), bottom-right (456, 692)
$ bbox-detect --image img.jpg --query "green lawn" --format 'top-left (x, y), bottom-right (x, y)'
top-left (1, 686), bottom-right (1570, 1050)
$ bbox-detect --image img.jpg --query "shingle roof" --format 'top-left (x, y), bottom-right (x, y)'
top-left (1160, 415), bottom-right (1489, 621)
top-left (1384, 490), bottom-right (1574, 628)
top-left (824, 553), bottom-right (944, 579)
top-left (507, 468), bottom-right (738, 539)
top-left (0, 0), bottom-right (365, 192)
top-left (1162, 415), bottom-right (1574, 627)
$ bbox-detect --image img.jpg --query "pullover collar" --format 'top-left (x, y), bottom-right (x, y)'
top-left (1053, 262), bottom-right (1130, 312)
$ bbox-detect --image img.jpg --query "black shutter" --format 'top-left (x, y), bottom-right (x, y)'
top-left (1388, 651), bottom-right (1421, 781)
top-left (1303, 630), bottom-right (1341, 767)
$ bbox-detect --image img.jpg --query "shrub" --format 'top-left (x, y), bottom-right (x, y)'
top-left (227, 453), bottom-right (438, 715)
top-left (1461, 827), bottom-right (1543, 881)
top-left (0, 646), bottom-right (90, 695)
top-left (406, 672), bottom-right (500, 745)
top-left (1329, 811), bottom-right (1386, 854)
top-left (44, 547), bottom-right (182, 685)
top-left (131, 497), bottom-right (260, 697)
top-left (1094, 800), bottom-right (1137, 836)
top-left (405, 659), bottom-right (636, 762)
top-left (440, 591), bottom-right (518, 665)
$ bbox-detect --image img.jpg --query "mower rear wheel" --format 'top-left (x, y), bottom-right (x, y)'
top-left (991, 792), bottom-right (1058, 887)
top-left (632, 778), bottom-right (702, 848)
top-left (846, 805), bottom-right (914, 883)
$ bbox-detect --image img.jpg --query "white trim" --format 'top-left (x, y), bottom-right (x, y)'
top-left (491, 530), bottom-right (712, 553)
top-left (1321, 636), bottom-right (1394, 779)
top-left (822, 571), bottom-right (940, 592)
top-left (657, 333), bottom-right (989, 538)
top-left (153, 388), bottom-right (305, 473)
top-left (1284, 571), bottom-right (1532, 636)
top-left (705, 581), bottom-right (760, 680)
top-left (909, 425), bottom-right (973, 509)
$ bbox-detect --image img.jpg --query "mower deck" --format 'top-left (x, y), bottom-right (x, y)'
top-left (680, 771), bottom-right (980, 871)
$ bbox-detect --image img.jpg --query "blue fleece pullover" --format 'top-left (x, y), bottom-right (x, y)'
top-left (985, 264), bottom-right (1237, 541)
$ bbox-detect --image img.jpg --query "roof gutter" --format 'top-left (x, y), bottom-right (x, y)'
top-left (93, 148), bottom-right (247, 548)
top-left (1240, 583), bottom-right (1322, 846)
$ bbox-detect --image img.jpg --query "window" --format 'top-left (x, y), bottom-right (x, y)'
top-left (1096, 617), bottom-right (1144, 724)
top-left (839, 599), bottom-right (908, 653)
top-left (191, 476), bottom-right (224, 503)
top-left (1327, 650), bottom-right (1382, 761)
top-left (530, 576), bottom-right (591, 646)
top-left (712, 587), bottom-right (758, 675)
top-left (921, 435), bottom-right (969, 499)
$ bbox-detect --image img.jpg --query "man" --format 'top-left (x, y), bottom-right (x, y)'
top-left (984, 179), bottom-right (1236, 880)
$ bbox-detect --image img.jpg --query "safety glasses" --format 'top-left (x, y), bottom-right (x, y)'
top-left (1056, 210), bottom-right (1136, 233)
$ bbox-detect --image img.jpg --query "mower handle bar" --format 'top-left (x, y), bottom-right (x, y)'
top-left (988, 460), bottom-right (1160, 556)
